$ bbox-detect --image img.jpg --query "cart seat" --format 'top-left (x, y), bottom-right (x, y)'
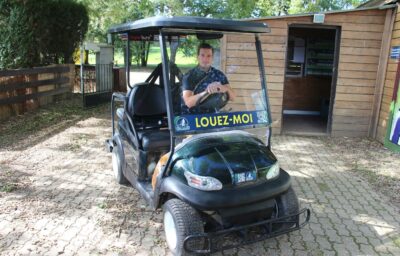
top-left (127, 82), bottom-right (170, 151)
top-left (138, 129), bottom-right (170, 151)
top-left (128, 82), bottom-right (166, 116)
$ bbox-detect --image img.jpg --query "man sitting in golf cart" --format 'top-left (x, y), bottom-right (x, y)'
top-left (181, 43), bottom-right (236, 114)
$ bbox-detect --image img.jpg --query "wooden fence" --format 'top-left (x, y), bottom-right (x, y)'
top-left (0, 64), bottom-right (73, 120)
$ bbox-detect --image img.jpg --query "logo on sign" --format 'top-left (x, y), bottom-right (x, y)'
top-left (257, 111), bottom-right (268, 124)
top-left (175, 117), bottom-right (190, 131)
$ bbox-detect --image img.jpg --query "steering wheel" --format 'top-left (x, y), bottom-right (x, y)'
top-left (193, 91), bottom-right (229, 113)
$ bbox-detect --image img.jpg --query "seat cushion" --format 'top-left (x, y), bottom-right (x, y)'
top-left (138, 129), bottom-right (170, 151)
top-left (127, 82), bottom-right (166, 117)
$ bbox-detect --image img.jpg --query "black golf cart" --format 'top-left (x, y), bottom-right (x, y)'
top-left (106, 16), bottom-right (310, 255)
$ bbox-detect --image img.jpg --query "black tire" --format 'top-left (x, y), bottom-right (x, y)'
top-left (163, 199), bottom-right (204, 256)
top-left (111, 141), bottom-right (129, 185)
top-left (276, 186), bottom-right (299, 229)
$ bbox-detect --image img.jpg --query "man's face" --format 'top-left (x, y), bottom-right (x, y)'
top-left (197, 48), bottom-right (213, 69)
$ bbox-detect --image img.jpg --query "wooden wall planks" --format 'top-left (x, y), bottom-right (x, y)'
top-left (376, 7), bottom-right (400, 143)
top-left (223, 8), bottom-right (389, 136)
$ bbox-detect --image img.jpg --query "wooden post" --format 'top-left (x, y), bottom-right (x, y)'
top-left (220, 35), bottom-right (227, 74)
top-left (369, 7), bottom-right (396, 138)
top-left (26, 73), bottom-right (39, 111)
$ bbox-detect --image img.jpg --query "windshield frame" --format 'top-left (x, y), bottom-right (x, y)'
top-left (159, 29), bottom-right (272, 136)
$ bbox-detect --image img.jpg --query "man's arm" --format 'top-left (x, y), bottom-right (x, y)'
top-left (182, 90), bottom-right (208, 108)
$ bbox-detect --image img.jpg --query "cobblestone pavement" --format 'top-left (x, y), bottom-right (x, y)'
top-left (1, 113), bottom-right (400, 255)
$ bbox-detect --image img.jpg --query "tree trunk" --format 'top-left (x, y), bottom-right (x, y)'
top-left (170, 41), bottom-right (179, 63)
top-left (84, 50), bottom-right (89, 64)
top-left (140, 42), bottom-right (146, 67)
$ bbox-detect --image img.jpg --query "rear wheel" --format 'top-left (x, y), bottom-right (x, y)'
top-left (112, 141), bottom-right (129, 185)
top-left (163, 199), bottom-right (204, 256)
top-left (276, 186), bottom-right (299, 229)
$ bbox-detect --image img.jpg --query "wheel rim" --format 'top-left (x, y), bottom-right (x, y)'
top-left (164, 210), bottom-right (178, 250)
top-left (112, 147), bottom-right (119, 179)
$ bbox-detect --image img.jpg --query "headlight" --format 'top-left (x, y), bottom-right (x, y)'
top-left (184, 170), bottom-right (223, 191)
top-left (266, 162), bottom-right (280, 180)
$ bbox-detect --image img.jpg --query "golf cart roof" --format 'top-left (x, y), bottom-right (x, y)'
top-left (108, 16), bottom-right (270, 35)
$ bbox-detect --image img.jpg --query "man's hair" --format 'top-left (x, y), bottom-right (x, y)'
top-left (197, 43), bottom-right (213, 56)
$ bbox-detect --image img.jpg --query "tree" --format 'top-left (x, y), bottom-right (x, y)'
top-left (39, 0), bottom-right (89, 64)
top-left (0, 0), bottom-right (88, 69)
top-left (153, 0), bottom-right (184, 16)
top-left (256, 0), bottom-right (291, 16)
top-left (182, 0), bottom-right (225, 17)
top-left (288, 0), bottom-right (366, 14)
top-left (77, 0), bottom-right (154, 43)
top-left (76, 0), bottom-right (368, 68)
top-left (77, 0), bottom-right (154, 67)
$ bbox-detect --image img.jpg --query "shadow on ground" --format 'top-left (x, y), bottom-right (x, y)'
top-left (0, 96), bottom-right (109, 151)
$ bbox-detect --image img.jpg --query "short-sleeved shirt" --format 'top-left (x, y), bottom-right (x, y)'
top-left (181, 66), bottom-right (229, 114)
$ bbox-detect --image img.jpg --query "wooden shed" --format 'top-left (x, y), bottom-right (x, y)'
top-left (220, 1), bottom-right (400, 143)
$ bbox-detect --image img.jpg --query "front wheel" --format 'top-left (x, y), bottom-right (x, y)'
top-left (276, 186), bottom-right (299, 230)
top-left (163, 199), bottom-right (204, 256)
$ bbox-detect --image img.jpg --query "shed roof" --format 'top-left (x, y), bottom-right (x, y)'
top-left (244, 3), bottom-right (396, 21)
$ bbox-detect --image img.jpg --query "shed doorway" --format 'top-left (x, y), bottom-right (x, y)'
top-left (283, 25), bottom-right (340, 135)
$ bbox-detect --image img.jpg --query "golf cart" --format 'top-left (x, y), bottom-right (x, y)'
top-left (106, 16), bottom-right (310, 255)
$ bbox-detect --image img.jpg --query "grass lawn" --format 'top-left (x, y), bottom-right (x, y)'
top-left (86, 43), bottom-right (197, 73)
top-left (113, 45), bottom-right (197, 70)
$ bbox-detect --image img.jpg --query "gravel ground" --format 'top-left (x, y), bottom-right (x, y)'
top-left (320, 136), bottom-right (400, 209)
top-left (0, 99), bottom-right (399, 255)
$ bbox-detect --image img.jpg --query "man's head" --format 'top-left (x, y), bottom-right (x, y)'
top-left (197, 43), bottom-right (213, 70)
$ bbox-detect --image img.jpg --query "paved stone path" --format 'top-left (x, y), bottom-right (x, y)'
top-left (0, 113), bottom-right (399, 255)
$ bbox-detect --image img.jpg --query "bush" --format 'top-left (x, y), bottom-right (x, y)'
top-left (0, 0), bottom-right (88, 69)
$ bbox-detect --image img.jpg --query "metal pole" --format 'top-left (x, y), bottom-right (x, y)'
top-left (125, 37), bottom-right (131, 89)
top-left (159, 32), bottom-right (175, 134)
top-left (80, 43), bottom-right (85, 106)
top-left (159, 32), bottom-right (176, 177)
top-left (255, 34), bottom-right (272, 148)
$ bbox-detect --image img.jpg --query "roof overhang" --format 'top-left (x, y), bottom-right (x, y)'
top-left (242, 4), bottom-right (396, 22)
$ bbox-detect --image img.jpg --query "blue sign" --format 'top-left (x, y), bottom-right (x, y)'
top-left (174, 110), bottom-right (269, 133)
top-left (390, 46), bottom-right (400, 60)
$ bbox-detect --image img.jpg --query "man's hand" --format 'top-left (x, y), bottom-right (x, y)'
top-left (206, 82), bottom-right (228, 94)
top-left (183, 82), bottom-right (235, 109)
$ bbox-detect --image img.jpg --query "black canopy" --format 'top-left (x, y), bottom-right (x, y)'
top-left (108, 16), bottom-right (270, 35)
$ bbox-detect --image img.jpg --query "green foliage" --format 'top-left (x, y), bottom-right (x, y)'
top-left (0, 183), bottom-right (15, 193)
top-left (0, 0), bottom-right (88, 69)
top-left (77, 0), bottom-right (154, 66)
top-left (97, 202), bottom-right (108, 209)
top-left (78, 0), bottom-right (154, 43)
top-left (180, 0), bottom-right (225, 17)
top-left (38, 0), bottom-right (89, 64)
top-left (75, 0), bottom-right (368, 46)
top-left (77, 0), bottom-right (367, 67)
top-left (288, 0), bottom-right (365, 14)
top-left (256, 0), bottom-right (291, 16)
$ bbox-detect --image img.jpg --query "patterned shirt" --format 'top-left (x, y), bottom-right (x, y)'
top-left (181, 66), bottom-right (229, 114)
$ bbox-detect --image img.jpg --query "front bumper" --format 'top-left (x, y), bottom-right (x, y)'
top-left (184, 208), bottom-right (311, 254)
top-left (160, 169), bottom-right (291, 210)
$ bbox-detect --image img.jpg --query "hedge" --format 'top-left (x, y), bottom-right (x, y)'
top-left (0, 0), bottom-right (89, 69)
